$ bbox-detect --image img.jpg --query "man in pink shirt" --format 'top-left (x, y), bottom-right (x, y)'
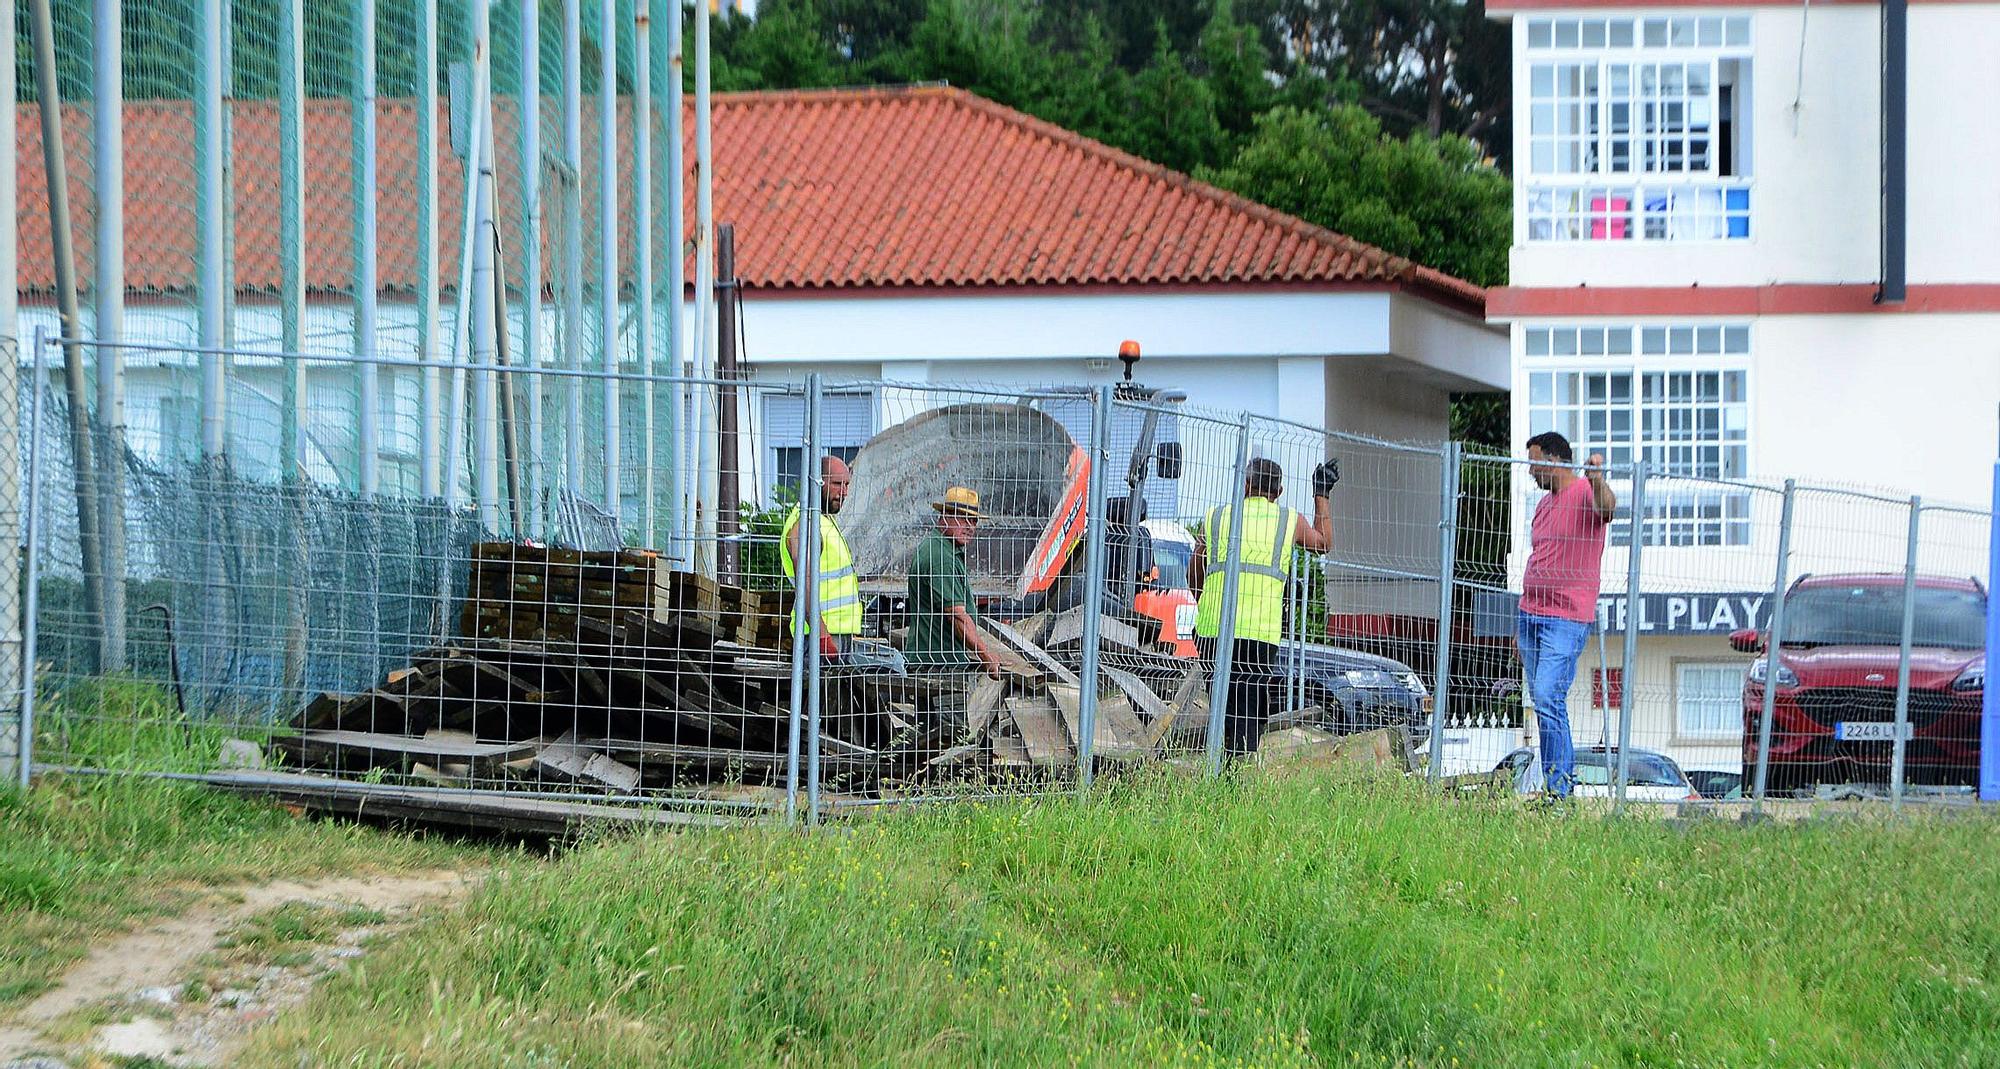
top-left (1519, 431), bottom-right (1618, 799)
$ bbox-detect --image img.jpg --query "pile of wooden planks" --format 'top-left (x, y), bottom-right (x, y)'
top-left (272, 544), bottom-right (1213, 803)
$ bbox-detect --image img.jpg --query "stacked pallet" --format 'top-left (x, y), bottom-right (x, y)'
top-left (273, 545), bottom-right (1211, 803)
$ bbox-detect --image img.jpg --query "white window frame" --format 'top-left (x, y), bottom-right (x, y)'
top-left (761, 388), bottom-right (876, 505)
top-left (1675, 660), bottom-right (1745, 740)
top-left (1524, 321), bottom-right (1752, 548)
top-left (1522, 16), bottom-right (1752, 244)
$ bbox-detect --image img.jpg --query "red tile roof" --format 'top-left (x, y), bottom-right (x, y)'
top-left (16, 85), bottom-right (1483, 313)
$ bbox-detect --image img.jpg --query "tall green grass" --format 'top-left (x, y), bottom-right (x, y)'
top-left (27, 675), bottom-right (265, 774)
top-left (242, 769), bottom-right (2000, 1068)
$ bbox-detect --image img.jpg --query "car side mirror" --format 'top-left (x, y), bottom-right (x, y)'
top-left (1155, 442), bottom-right (1183, 480)
top-left (1728, 628), bottom-right (1762, 654)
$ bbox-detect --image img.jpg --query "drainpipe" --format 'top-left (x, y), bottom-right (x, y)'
top-left (1877, 0), bottom-right (1906, 304)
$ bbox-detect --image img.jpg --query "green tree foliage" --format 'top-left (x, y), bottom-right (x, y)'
top-left (1274, 0), bottom-right (1511, 156)
top-left (1199, 105), bottom-right (1509, 287)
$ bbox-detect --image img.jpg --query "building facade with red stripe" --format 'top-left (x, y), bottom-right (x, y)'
top-left (1484, 0), bottom-right (2000, 777)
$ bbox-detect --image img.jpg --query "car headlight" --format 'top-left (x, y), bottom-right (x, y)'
top-left (1399, 672), bottom-right (1429, 697)
top-left (1954, 659), bottom-right (1985, 694)
top-left (1748, 658), bottom-right (1798, 688)
top-left (1342, 669), bottom-right (1400, 690)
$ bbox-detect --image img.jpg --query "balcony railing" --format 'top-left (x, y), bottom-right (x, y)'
top-left (1524, 178), bottom-right (1751, 243)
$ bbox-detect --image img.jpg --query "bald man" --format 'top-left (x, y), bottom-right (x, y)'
top-left (782, 456), bottom-right (862, 661)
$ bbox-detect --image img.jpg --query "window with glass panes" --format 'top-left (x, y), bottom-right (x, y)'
top-left (762, 390), bottom-right (876, 504)
top-left (1676, 662), bottom-right (1743, 738)
top-left (1522, 15), bottom-right (1752, 242)
top-left (1524, 322), bottom-right (1751, 546)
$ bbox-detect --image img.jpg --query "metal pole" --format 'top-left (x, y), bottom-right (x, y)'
top-left (219, 0), bottom-right (235, 354)
top-left (1426, 442), bottom-right (1461, 785)
top-left (1752, 480), bottom-right (1797, 814)
top-left (693, 0), bottom-right (715, 573)
top-left (635, 0), bottom-right (654, 547)
top-left (1612, 462), bottom-right (1646, 811)
top-left (280, 0), bottom-right (307, 476)
top-left (782, 385), bottom-right (811, 826)
top-left (716, 224), bottom-right (740, 578)
top-left (199, 0), bottom-right (226, 459)
top-left (20, 329), bottom-right (48, 790)
top-left (91, 0), bottom-right (126, 671)
top-left (0, 0), bottom-right (18, 783)
top-left (599, 0), bottom-right (622, 525)
top-left (417, 0), bottom-right (440, 498)
top-left (277, 0), bottom-right (307, 706)
top-left (801, 375), bottom-right (824, 825)
top-left (1890, 495), bottom-right (1922, 811)
top-left (29, 0), bottom-right (104, 670)
top-left (561, 0), bottom-right (585, 496)
top-left (666, 0), bottom-right (686, 558)
top-left (443, 44), bottom-right (492, 512)
top-left (354, 0), bottom-right (380, 496)
top-left (470, 0), bottom-right (501, 531)
top-left (1204, 418), bottom-right (1254, 775)
top-left (1983, 454), bottom-right (2000, 804)
top-left (1075, 385), bottom-right (1114, 787)
top-left (519, 0), bottom-right (543, 530)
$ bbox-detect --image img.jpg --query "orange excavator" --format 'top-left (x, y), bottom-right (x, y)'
top-left (837, 341), bottom-right (1195, 654)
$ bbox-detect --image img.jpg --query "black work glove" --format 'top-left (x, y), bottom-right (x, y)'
top-left (1310, 458), bottom-right (1340, 498)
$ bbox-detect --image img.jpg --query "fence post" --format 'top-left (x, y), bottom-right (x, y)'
top-left (781, 389), bottom-right (811, 826)
top-left (1612, 461), bottom-right (1646, 811)
top-left (1752, 479), bottom-right (1798, 814)
top-left (801, 374), bottom-right (825, 827)
top-left (1074, 385), bottom-right (1114, 789)
top-left (1890, 495), bottom-right (1922, 811)
top-left (1426, 442), bottom-right (1461, 785)
top-left (19, 328), bottom-right (47, 790)
top-left (1204, 417), bottom-right (1255, 775)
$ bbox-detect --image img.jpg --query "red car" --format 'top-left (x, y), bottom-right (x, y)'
top-left (1734, 573), bottom-right (1987, 789)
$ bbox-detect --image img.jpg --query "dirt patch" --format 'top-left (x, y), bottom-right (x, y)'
top-left (0, 869), bottom-right (475, 1067)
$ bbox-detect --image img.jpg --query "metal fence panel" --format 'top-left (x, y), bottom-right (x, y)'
top-left (15, 332), bottom-right (1994, 817)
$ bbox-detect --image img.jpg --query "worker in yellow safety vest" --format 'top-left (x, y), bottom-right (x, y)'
top-left (1189, 456), bottom-right (1337, 755)
top-left (782, 455), bottom-right (864, 661)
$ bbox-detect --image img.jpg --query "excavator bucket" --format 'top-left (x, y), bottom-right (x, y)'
top-left (840, 403), bottom-right (1088, 598)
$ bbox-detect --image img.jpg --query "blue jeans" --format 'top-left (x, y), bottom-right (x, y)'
top-left (1517, 612), bottom-right (1591, 798)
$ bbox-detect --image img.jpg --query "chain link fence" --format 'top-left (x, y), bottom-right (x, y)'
top-left (14, 332), bottom-right (1994, 819)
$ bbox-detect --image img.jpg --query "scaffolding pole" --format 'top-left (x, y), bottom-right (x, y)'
top-left (666, 0), bottom-right (686, 559)
top-left (353, 0), bottom-right (380, 495)
top-left (693, 0), bottom-right (715, 573)
top-left (418, 0), bottom-right (441, 497)
top-left (599, 0), bottom-right (622, 524)
top-left (636, 0), bottom-right (655, 547)
top-left (470, 0), bottom-right (501, 532)
top-left (92, 0), bottom-right (127, 669)
top-left (561, 0), bottom-right (585, 497)
top-left (198, 0), bottom-right (227, 458)
top-left (28, 0), bottom-right (105, 670)
top-left (279, 0), bottom-right (306, 473)
top-left (2, 0), bottom-right (20, 779)
top-left (519, 0), bottom-right (544, 532)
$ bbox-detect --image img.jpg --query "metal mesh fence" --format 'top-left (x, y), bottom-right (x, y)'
top-left (13, 332), bottom-right (1996, 818)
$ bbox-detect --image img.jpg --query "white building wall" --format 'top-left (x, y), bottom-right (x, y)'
top-left (1509, 4), bottom-right (2000, 289)
top-left (1907, 6), bottom-right (2000, 285)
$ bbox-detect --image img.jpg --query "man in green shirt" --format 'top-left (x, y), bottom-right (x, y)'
top-left (905, 486), bottom-right (1002, 679)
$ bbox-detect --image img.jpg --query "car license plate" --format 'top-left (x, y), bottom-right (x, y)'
top-left (1835, 721), bottom-right (1913, 742)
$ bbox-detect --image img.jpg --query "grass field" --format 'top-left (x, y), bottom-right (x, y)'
top-left (209, 768), bottom-right (2000, 1069)
top-left (2, 678), bottom-right (511, 1010)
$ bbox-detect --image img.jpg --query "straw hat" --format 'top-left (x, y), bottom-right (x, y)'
top-left (931, 486), bottom-right (985, 519)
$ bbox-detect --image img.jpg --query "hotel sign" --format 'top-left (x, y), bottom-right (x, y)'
top-left (1472, 591), bottom-right (1772, 638)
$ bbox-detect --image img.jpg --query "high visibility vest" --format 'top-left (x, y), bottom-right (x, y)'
top-left (780, 507), bottom-right (863, 635)
top-left (1194, 497), bottom-right (1297, 645)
